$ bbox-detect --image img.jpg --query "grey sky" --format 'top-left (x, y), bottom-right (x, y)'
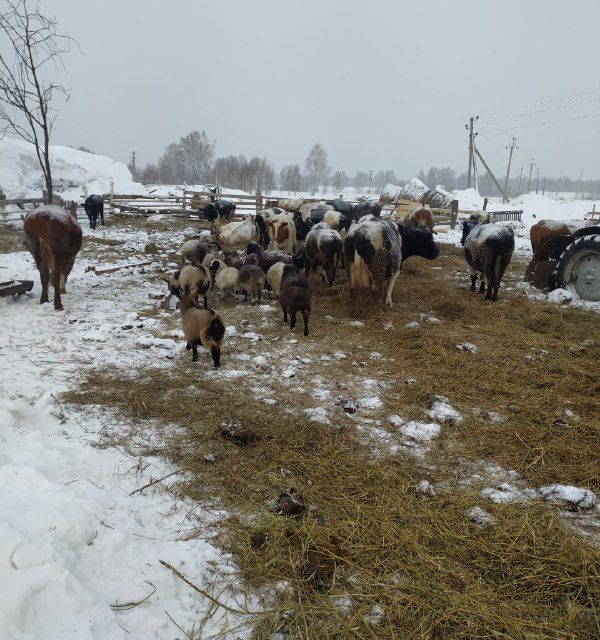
top-left (48, 0), bottom-right (600, 180)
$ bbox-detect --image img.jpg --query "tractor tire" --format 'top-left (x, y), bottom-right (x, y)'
top-left (553, 234), bottom-right (600, 301)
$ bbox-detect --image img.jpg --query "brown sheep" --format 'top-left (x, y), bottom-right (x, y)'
top-left (238, 263), bottom-right (265, 304)
top-left (177, 294), bottom-right (225, 368)
top-left (164, 264), bottom-right (211, 308)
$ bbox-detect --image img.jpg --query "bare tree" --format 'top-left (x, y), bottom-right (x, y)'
top-left (305, 143), bottom-right (330, 195)
top-left (0, 0), bottom-right (77, 203)
top-left (331, 170), bottom-right (348, 193)
top-left (280, 164), bottom-right (302, 193)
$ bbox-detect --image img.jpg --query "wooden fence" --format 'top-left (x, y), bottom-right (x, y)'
top-left (0, 193), bottom-right (77, 223)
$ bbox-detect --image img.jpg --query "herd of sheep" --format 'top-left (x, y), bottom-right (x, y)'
top-left (20, 196), bottom-right (516, 368)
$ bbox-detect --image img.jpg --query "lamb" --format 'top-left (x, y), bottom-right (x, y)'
top-left (266, 261), bottom-right (287, 298)
top-left (209, 260), bottom-right (239, 298)
top-left (304, 222), bottom-right (343, 287)
top-left (280, 264), bottom-right (312, 337)
top-left (223, 250), bottom-right (258, 270)
top-left (164, 264), bottom-right (212, 308)
top-left (238, 263), bottom-right (266, 304)
top-left (202, 250), bottom-right (225, 268)
top-left (215, 216), bottom-right (262, 250)
top-left (178, 238), bottom-right (211, 268)
top-left (461, 221), bottom-right (515, 301)
top-left (176, 293), bottom-right (225, 368)
top-left (246, 242), bottom-right (293, 272)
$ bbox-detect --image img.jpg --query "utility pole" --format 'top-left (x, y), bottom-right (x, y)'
top-left (535, 167), bottom-right (540, 194)
top-left (526, 158), bottom-right (535, 193)
top-left (130, 151), bottom-right (136, 182)
top-left (466, 117), bottom-right (478, 189)
top-left (502, 137), bottom-right (517, 203)
top-left (542, 177), bottom-right (546, 195)
top-left (517, 165), bottom-right (524, 195)
top-left (578, 170), bottom-right (584, 199)
top-left (368, 170), bottom-right (373, 195)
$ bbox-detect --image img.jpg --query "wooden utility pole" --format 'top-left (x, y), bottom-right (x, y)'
top-left (535, 167), bottom-right (540, 194)
top-left (577, 170), bottom-right (584, 199)
top-left (131, 151), bottom-right (136, 182)
top-left (503, 137), bottom-right (517, 203)
top-left (368, 170), bottom-right (373, 195)
top-left (474, 146), bottom-right (506, 200)
top-left (526, 158), bottom-right (535, 193)
top-left (466, 117), bottom-right (477, 188)
top-left (517, 165), bottom-right (524, 195)
top-left (542, 177), bottom-right (546, 195)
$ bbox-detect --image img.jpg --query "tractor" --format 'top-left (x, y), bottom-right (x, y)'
top-left (526, 221), bottom-right (600, 301)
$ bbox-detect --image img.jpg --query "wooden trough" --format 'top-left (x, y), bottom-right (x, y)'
top-left (0, 279), bottom-right (34, 298)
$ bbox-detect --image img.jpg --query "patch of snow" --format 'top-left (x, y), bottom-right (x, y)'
top-left (360, 396), bottom-right (382, 410)
top-left (539, 485), bottom-right (597, 510)
top-left (400, 421), bottom-right (441, 442)
top-left (388, 414), bottom-right (404, 428)
top-left (456, 342), bottom-right (478, 353)
top-left (467, 506), bottom-right (495, 527)
top-left (304, 407), bottom-right (330, 424)
top-left (416, 480), bottom-right (436, 498)
top-left (428, 396), bottom-right (462, 424)
top-left (546, 288), bottom-right (573, 304)
top-left (405, 321), bottom-right (420, 329)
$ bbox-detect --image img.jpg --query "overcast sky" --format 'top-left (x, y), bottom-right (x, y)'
top-left (47, 0), bottom-right (600, 180)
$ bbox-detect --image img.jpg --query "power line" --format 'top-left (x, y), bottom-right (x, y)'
top-left (482, 95), bottom-right (600, 123)
top-left (485, 110), bottom-right (600, 133)
top-left (478, 86), bottom-right (600, 118)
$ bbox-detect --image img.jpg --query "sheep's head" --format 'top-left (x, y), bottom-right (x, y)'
top-left (163, 271), bottom-right (182, 297)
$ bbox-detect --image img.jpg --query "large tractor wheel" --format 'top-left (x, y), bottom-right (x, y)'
top-left (553, 234), bottom-right (600, 301)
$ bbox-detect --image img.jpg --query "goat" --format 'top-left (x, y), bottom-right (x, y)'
top-left (280, 264), bottom-right (312, 336)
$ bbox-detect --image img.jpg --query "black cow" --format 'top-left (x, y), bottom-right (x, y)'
top-left (203, 200), bottom-right (236, 222)
top-left (353, 200), bottom-right (382, 221)
top-left (84, 194), bottom-right (104, 229)
top-left (398, 224), bottom-right (440, 264)
top-left (327, 199), bottom-right (355, 220)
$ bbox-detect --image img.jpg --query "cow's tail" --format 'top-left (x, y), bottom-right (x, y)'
top-left (350, 252), bottom-right (370, 289)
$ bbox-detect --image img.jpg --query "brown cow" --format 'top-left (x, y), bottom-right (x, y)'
top-left (530, 219), bottom-right (590, 260)
top-left (24, 205), bottom-right (82, 310)
top-left (406, 206), bottom-right (435, 231)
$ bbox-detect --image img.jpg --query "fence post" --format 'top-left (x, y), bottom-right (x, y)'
top-left (255, 190), bottom-right (262, 212)
top-left (109, 179), bottom-right (114, 206)
top-left (450, 200), bottom-right (458, 230)
top-left (82, 184), bottom-right (88, 199)
top-left (0, 186), bottom-right (5, 216)
top-left (182, 190), bottom-right (187, 210)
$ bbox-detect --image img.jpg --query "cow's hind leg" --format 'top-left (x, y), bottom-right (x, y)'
top-left (385, 270), bottom-right (400, 307)
top-left (51, 264), bottom-right (63, 310)
top-left (483, 263), bottom-right (495, 301)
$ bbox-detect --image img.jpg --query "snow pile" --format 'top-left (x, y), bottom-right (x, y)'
top-left (381, 183), bottom-right (402, 198)
top-left (400, 177), bottom-right (429, 202)
top-left (0, 137), bottom-right (145, 199)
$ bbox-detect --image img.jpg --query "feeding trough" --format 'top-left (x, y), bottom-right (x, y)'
top-left (0, 279), bottom-right (34, 298)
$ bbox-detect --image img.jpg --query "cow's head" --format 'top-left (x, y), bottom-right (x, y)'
top-left (398, 225), bottom-right (439, 262)
top-left (461, 220), bottom-right (479, 245)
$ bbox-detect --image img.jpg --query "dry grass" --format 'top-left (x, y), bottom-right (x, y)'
top-left (67, 364), bottom-right (599, 639)
top-left (64, 243), bottom-right (600, 638)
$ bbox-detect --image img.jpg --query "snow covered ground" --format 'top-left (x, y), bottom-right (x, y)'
top-left (0, 225), bottom-right (253, 639)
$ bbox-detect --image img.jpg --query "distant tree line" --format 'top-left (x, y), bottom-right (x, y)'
top-left (136, 132), bottom-right (599, 198)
